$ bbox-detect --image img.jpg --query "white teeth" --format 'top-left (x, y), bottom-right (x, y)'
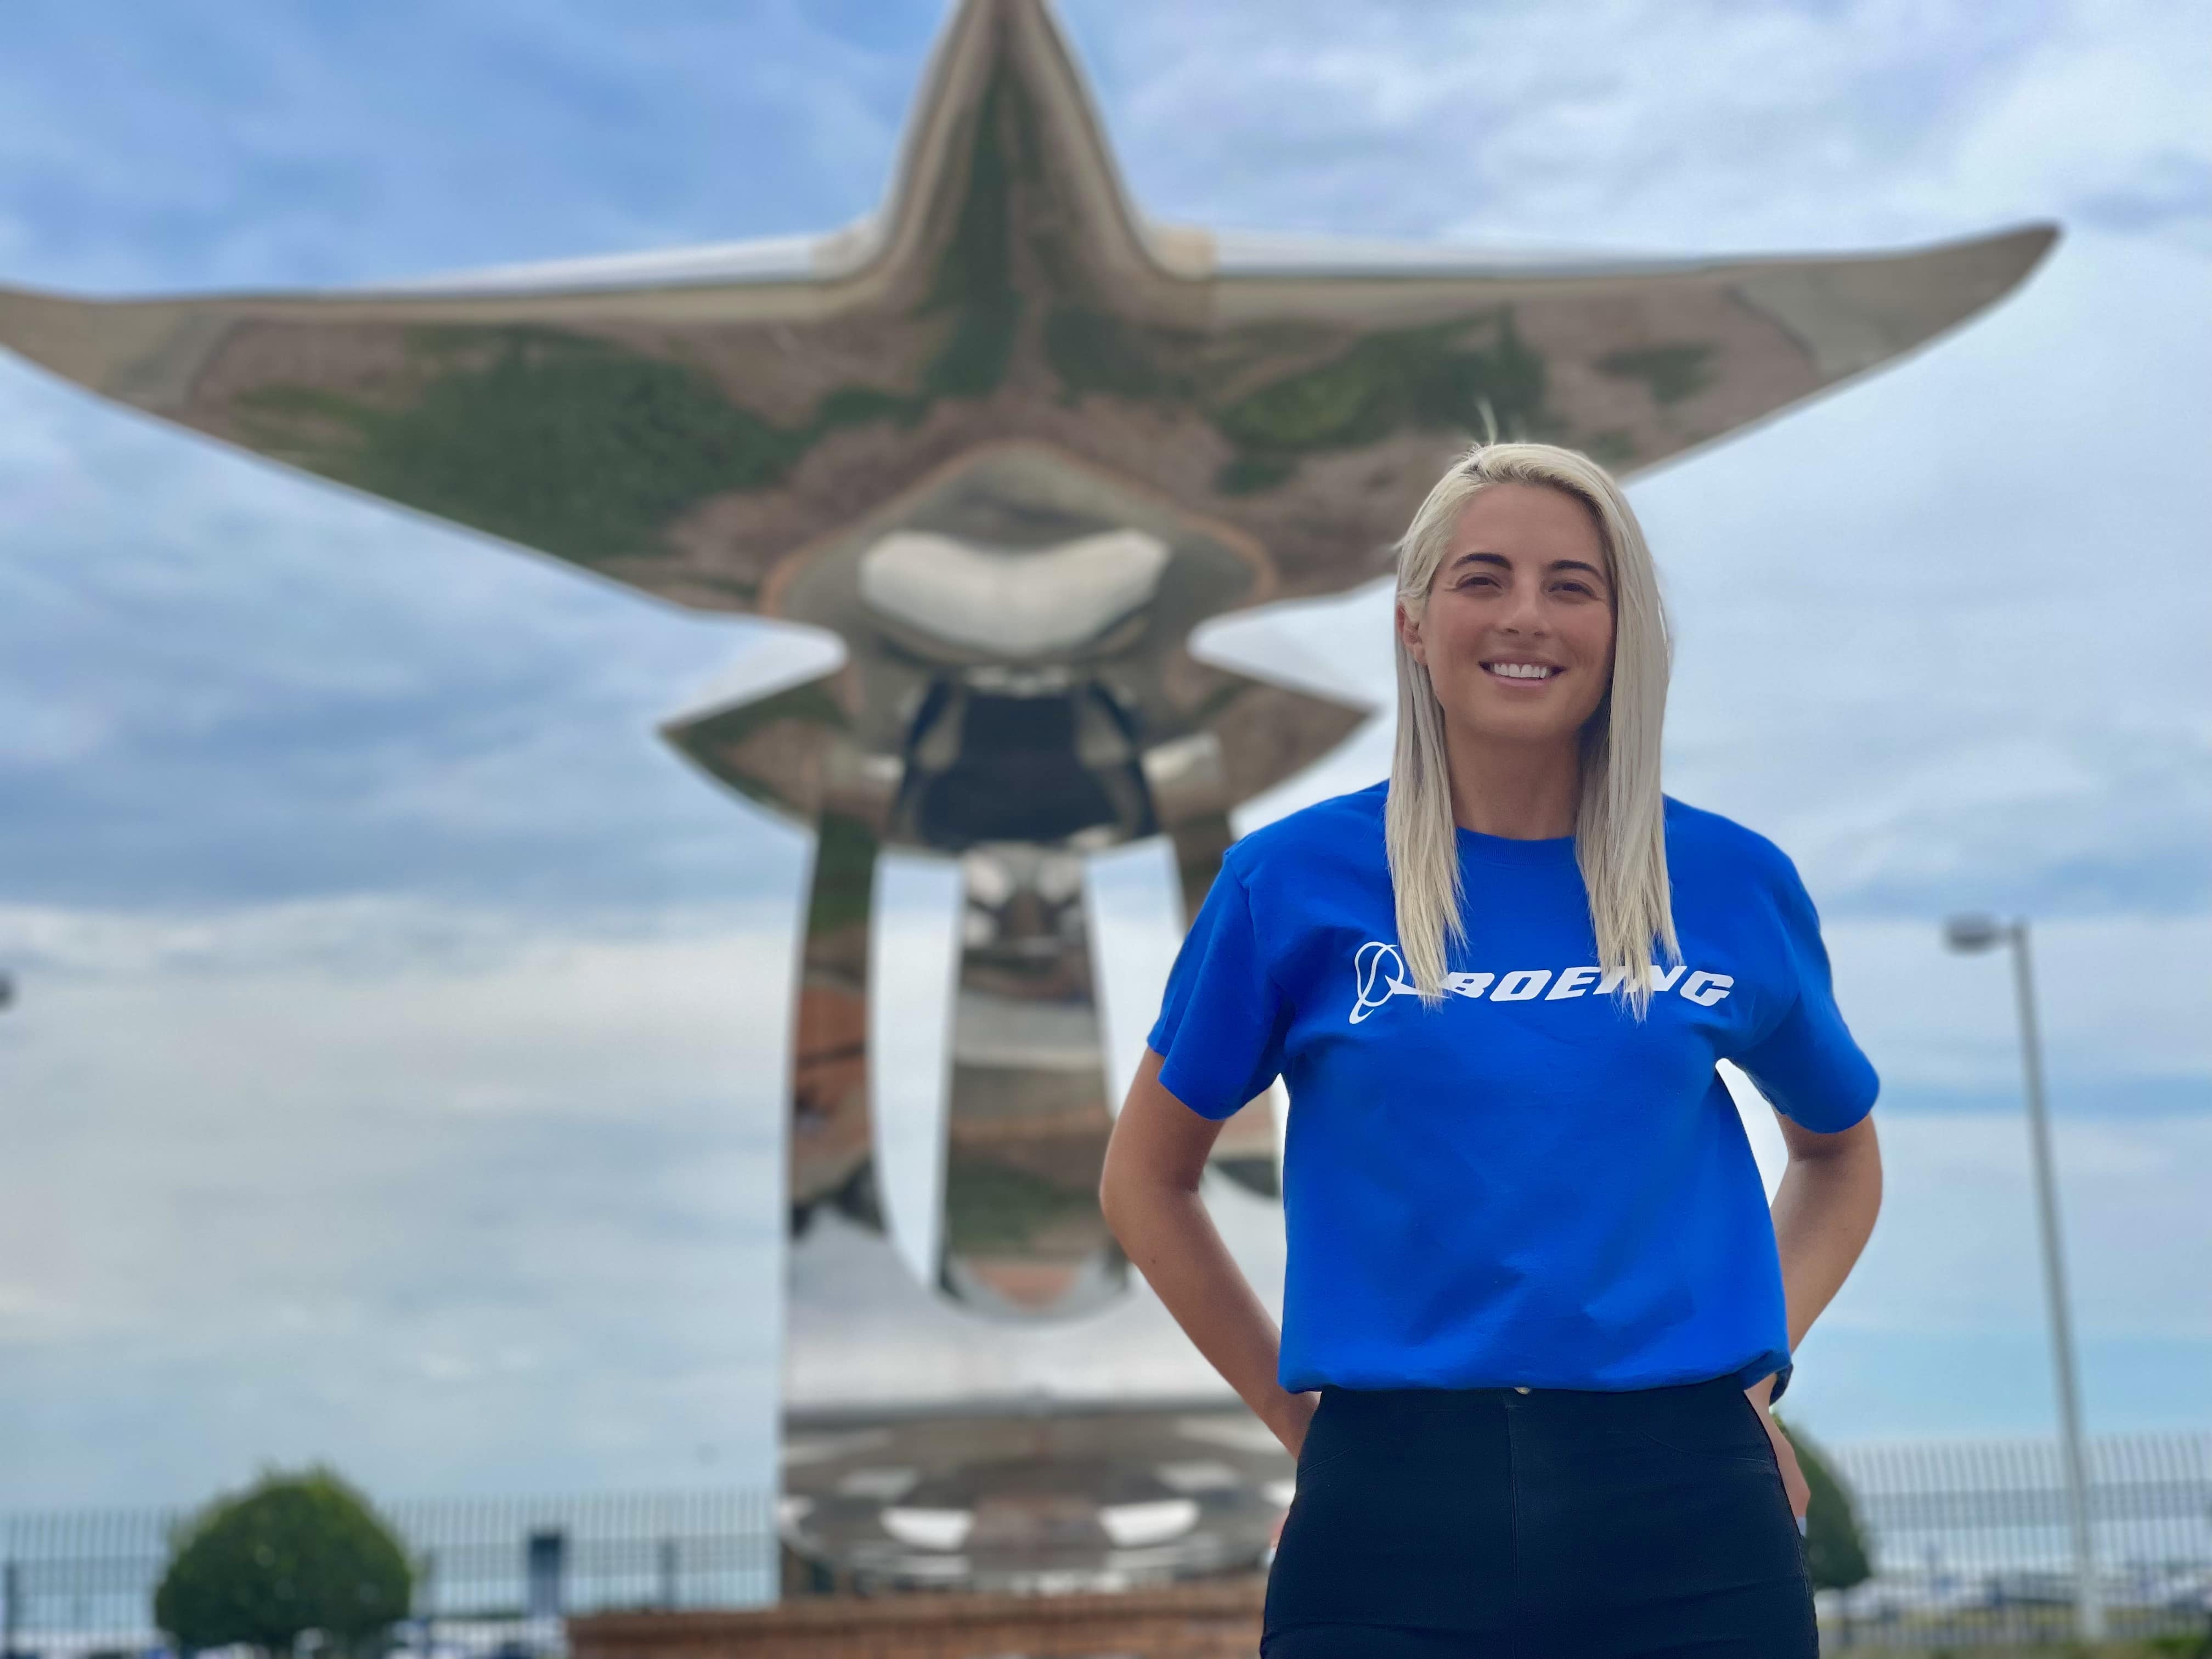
top-left (1486, 662), bottom-right (1556, 680)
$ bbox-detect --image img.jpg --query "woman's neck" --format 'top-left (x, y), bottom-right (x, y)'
top-left (1444, 728), bottom-right (1583, 840)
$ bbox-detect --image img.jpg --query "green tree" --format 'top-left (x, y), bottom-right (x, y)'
top-left (1779, 1418), bottom-right (1874, 1590)
top-left (154, 1468), bottom-right (413, 1657)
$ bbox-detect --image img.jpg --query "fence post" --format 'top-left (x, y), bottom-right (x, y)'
top-left (524, 1528), bottom-right (565, 1652)
top-left (3, 1558), bottom-right (18, 1659)
top-left (415, 1548), bottom-right (436, 1659)
top-left (656, 1539), bottom-right (677, 1611)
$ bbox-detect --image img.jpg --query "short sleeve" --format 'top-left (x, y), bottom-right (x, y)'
top-left (1146, 861), bottom-right (1289, 1121)
top-left (1731, 849), bottom-right (1880, 1133)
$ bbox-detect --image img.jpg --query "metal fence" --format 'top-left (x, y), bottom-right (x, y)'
top-left (1822, 1431), bottom-right (2212, 1648)
top-left (2, 1435), bottom-right (2207, 1656)
top-left (0, 1489), bottom-right (779, 1659)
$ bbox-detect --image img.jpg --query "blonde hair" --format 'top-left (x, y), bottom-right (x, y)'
top-left (1385, 441), bottom-right (1679, 1015)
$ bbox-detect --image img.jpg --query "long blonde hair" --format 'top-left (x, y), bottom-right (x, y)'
top-left (1384, 442), bottom-right (1679, 1015)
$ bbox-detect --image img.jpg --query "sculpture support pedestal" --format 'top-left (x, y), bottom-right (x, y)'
top-left (569, 1578), bottom-right (1266, 1659)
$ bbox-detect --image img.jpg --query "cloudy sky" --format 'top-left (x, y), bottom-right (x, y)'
top-left (1, 0), bottom-right (2206, 1514)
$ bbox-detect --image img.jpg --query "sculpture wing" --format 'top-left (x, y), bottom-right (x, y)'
top-left (0, 240), bottom-right (902, 614)
top-left (1102, 221), bottom-right (2060, 601)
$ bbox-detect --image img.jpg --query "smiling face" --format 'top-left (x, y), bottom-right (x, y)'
top-left (1396, 481), bottom-right (1617, 752)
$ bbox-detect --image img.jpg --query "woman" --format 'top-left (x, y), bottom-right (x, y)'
top-left (1098, 442), bottom-right (1883, 1658)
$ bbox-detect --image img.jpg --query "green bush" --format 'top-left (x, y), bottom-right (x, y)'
top-left (1778, 1417), bottom-right (1873, 1590)
top-left (154, 1468), bottom-right (413, 1656)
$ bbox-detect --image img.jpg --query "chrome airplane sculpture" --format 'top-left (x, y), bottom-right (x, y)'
top-left (0, 0), bottom-right (2051, 1592)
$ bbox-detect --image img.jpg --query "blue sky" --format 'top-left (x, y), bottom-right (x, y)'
top-left (0, 0), bottom-right (2206, 1511)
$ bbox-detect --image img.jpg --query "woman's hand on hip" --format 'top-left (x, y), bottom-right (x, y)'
top-left (1747, 1382), bottom-right (1810, 1522)
top-left (1266, 1387), bottom-right (1321, 1459)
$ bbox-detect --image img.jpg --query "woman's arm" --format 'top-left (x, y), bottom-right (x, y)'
top-left (1748, 1111), bottom-right (1884, 1516)
top-left (1769, 1111), bottom-right (1883, 1356)
top-left (1099, 1048), bottom-right (1319, 1457)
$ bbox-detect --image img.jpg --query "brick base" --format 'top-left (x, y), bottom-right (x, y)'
top-left (567, 1577), bottom-right (1267, 1659)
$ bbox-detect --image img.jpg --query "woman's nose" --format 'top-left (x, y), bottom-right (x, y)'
top-left (1497, 591), bottom-right (1548, 634)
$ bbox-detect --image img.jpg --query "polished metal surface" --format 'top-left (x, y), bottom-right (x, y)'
top-left (0, 0), bottom-right (2056, 1593)
top-left (781, 1397), bottom-right (1295, 1592)
top-left (654, 438), bottom-right (1357, 1328)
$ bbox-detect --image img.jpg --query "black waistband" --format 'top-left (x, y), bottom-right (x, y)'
top-left (1316, 1372), bottom-right (1746, 1408)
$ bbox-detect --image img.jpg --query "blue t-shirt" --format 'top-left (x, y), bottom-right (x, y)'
top-left (1146, 782), bottom-right (1877, 1398)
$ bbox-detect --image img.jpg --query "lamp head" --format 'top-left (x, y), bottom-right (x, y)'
top-left (1943, 914), bottom-right (2005, 954)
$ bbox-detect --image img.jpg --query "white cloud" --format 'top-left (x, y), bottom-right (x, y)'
top-left (1825, 915), bottom-right (2212, 1093)
top-left (1092, 0), bottom-right (2208, 251)
top-left (1821, 1113), bottom-right (2212, 1341)
top-left (0, 895), bottom-right (798, 1503)
top-left (1939, 0), bottom-right (2212, 242)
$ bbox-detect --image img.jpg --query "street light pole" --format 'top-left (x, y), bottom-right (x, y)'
top-left (1944, 913), bottom-right (2102, 1641)
top-left (2003, 920), bottom-right (2103, 1642)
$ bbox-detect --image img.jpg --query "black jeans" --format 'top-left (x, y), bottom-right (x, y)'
top-left (1263, 1375), bottom-right (1817, 1658)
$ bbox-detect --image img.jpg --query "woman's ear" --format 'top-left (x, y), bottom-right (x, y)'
top-left (1395, 600), bottom-right (1427, 667)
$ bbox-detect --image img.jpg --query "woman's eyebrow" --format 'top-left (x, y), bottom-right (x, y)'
top-left (1446, 551), bottom-right (1607, 582)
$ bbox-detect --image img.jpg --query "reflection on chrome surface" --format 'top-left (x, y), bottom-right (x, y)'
top-left (780, 1400), bottom-right (1294, 1592)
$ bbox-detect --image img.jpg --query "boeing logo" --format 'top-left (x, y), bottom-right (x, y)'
top-left (1350, 941), bottom-right (1735, 1025)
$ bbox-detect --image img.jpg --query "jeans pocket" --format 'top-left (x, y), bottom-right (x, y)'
top-left (1737, 1390), bottom-right (1795, 1489)
top-left (1624, 1382), bottom-right (1777, 1468)
top-left (1293, 1391), bottom-right (1359, 1483)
